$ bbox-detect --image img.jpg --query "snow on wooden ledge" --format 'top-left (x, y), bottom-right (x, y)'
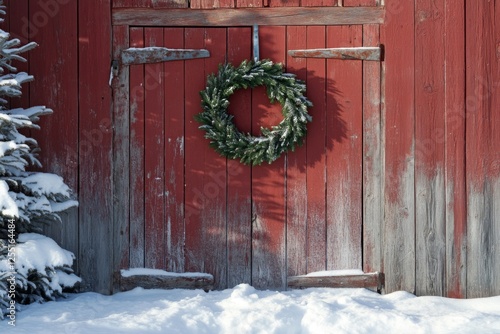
top-left (120, 268), bottom-right (214, 292)
top-left (287, 270), bottom-right (385, 293)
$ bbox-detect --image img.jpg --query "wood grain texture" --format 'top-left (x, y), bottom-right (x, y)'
top-left (226, 27), bottom-right (253, 287)
top-left (78, 0), bottom-right (113, 294)
top-left (285, 26), bottom-right (308, 278)
top-left (326, 25), bottom-right (363, 271)
top-left (414, 0), bottom-right (446, 296)
top-left (112, 7), bottom-right (385, 26)
top-left (144, 28), bottom-right (166, 269)
top-left (111, 25), bottom-right (130, 291)
top-left (120, 274), bottom-right (214, 291)
top-left (128, 28), bottom-right (146, 269)
top-left (362, 24), bottom-right (382, 275)
top-left (251, 26), bottom-right (287, 290)
top-left (305, 26), bottom-right (327, 274)
top-left (191, 0), bottom-right (234, 9)
top-left (465, 0), bottom-right (500, 298)
top-left (444, 0), bottom-right (466, 299)
top-left (20, 0), bottom-right (79, 268)
top-left (380, 0), bottom-right (416, 294)
top-left (288, 47), bottom-right (381, 61)
top-left (288, 272), bottom-right (384, 291)
top-left (184, 28), bottom-right (208, 276)
top-left (200, 27), bottom-right (229, 289)
top-left (236, 0), bottom-right (263, 8)
top-left (163, 27), bottom-right (185, 273)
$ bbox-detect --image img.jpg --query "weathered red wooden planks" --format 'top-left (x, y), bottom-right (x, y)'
top-left (201, 27), bottom-right (229, 289)
top-left (285, 26), bottom-right (308, 278)
top-left (144, 28), bottom-right (166, 269)
top-left (326, 25), bottom-right (363, 271)
top-left (184, 27), bottom-right (209, 276)
top-left (414, 0), bottom-right (446, 296)
top-left (111, 25), bottom-right (130, 287)
top-left (361, 23), bottom-right (382, 275)
top-left (128, 28), bottom-right (146, 269)
top-left (465, 0), bottom-right (500, 298)
top-left (251, 26), bottom-right (287, 289)
top-left (78, 0), bottom-right (113, 293)
top-left (380, 0), bottom-right (416, 294)
top-left (444, 0), bottom-right (466, 299)
top-left (305, 26), bottom-right (327, 274)
top-left (23, 0), bottom-right (80, 272)
top-left (226, 27), bottom-right (253, 287)
top-left (163, 27), bottom-right (186, 273)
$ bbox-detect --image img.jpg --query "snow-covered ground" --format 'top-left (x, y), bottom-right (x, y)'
top-left (3, 284), bottom-right (500, 333)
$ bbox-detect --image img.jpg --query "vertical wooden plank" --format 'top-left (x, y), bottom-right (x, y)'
top-left (163, 27), bottom-right (185, 273)
top-left (184, 27), bottom-right (206, 275)
top-left (269, 0), bottom-right (300, 7)
top-left (414, 0), bottom-right (446, 296)
top-left (251, 26), bottom-right (287, 290)
top-left (26, 0), bottom-right (80, 271)
top-left (285, 26), bottom-right (308, 278)
top-left (111, 25), bottom-right (130, 290)
top-left (144, 27), bottom-right (165, 269)
top-left (380, 0), bottom-right (415, 293)
top-left (128, 27), bottom-right (145, 269)
top-left (344, 0), bottom-right (382, 280)
top-left (227, 27), bottom-right (253, 287)
top-left (444, 0), bottom-right (466, 298)
top-left (185, 28), bottom-right (228, 288)
top-left (465, 0), bottom-right (500, 298)
top-left (78, 0), bottom-right (113, 293)
top-left (201, 27), bottom-right (228, 288)
top-left (326, 25), bottom-right (363, 271)
top-left (305, 26), bottom-right (327, 273)
top-left (184, 28), bottom-right (209, 272)
top-left (362, 24), bottom-right (382, 275)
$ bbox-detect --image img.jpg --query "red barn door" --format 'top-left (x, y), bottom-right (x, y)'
top-left (111, 6), bottom-right (383, 290)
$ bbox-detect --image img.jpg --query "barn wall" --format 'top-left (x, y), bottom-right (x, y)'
top-left (4, 0), bottom-right (499, 297)
top-left (3, 0), bottom-right (114, 294)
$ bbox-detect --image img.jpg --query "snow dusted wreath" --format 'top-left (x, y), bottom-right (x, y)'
top-left (196, 59), bottom-right (313, 166)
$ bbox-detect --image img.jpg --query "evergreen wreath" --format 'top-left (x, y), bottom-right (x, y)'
top-left (196, 59), bottom-right (313, 166)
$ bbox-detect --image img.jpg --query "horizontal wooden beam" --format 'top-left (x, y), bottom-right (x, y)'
top-left (120, 274), bottom-right (214, 291)
top-left (288, 47), bottom-right (382, 61)
top-left (287, 272), bottom-right (385, 292)
top-left (112, 7), bottom-right (385, 27)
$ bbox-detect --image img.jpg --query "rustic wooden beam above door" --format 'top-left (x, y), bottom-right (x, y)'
top-left (112, 7), bottom-right (385, 27)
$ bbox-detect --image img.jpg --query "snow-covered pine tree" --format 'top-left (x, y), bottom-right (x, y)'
top-left (0, 1), bottom-right (80, 319)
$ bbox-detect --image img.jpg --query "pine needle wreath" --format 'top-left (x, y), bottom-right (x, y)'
top-left (196, 59), bottom-right (313, 166)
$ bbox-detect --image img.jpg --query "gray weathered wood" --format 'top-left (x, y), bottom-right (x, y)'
top-left (111, 26), bottom-right (131, 293)
top-left (288, 272), bottom-right (385, 292)
top-left (288, 47), bottom-right (381, 61)
top-left (112, 7), bottom-right (385, 26)
top-left (362, 25), bottom-right (383, 277)
top-left (120, 274), bottom-right (214, 291)
top-left (121, 47), bottom-right (210, 65)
